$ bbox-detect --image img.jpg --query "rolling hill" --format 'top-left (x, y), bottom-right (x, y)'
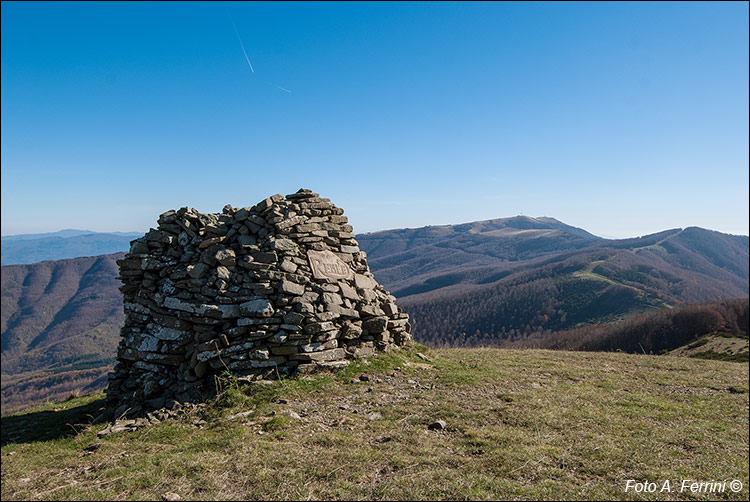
top-left (1, 254), bottom-right (125, 414)
top-left (357, 218), bottom-right (748, 346)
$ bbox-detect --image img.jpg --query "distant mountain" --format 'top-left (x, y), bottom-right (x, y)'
top-left (1, 217), bottom-right (748, 413)
top-left (1, 229), bottom-right (140, 241)
top-left (357, 220), bottom-right (749, 347)
top-left (1, 231), bottom-right (141, 265)
top-left (358, 216), bottom-right (601, 295)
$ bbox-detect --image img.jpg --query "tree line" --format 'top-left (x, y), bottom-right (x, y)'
top-left (517, 298), bottom-right (748, 354)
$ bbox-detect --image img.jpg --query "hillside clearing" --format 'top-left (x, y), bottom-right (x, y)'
top-left (668, 333), bottom-right (749, 363)
top-left (1, 347), bottom-right (748, 501)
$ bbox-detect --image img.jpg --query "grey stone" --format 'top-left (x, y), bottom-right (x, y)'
top-left (290, 347), bottom-right (346, 362)
top-left (280, 279), bottom-right (306, 295)
top-left (322, 292), bottom-right (343, 305)
top-left (270, 345), bottom-right (298, 355)
top-left (349, 343), bottom-right (375, 357)
top-left (359, 304), bottom-right (385, 318)
top-left (234, 208), bottom-right (250, 221)
top-left (354, 274), bottom-right (377, 290)
top-left (153, 326), bottom-right (187, 341)
top-left (238, 234), bottom-right (257, 247)
top-left (270, 238), bottom-right (297, 252)
top-left (340, 322), bottom-right (363, 339)
top-left (187, 263), bottom-right (209, 278)
top-left (382, 302), bottom-right (399, 316)
top-left (199, 236), bottom-right (225, 249)
top-left (225, 410), bottom-right (254, 421)
top-left (239, 299), bottom-right (275, 317)
top-left (196, 303), bottom-right (240, 319)
top-left (145, 229), bottom-right (174, 244)
top-left (294, 302), bottom-right (315, 314)
top-left (339, 282), bottom-right (360, 300)
top-left (304, 321), bottom-right (335, 335)
top-left (283, 312), bottom-right (305, 325)
top-left (300, 339), bottom-right (338, 352)
top-left (137, 335), bottom-right (159, 352)
top-left (253, 252), bottom-right (278, 264)
top-left (270, 332), bottom-right (288, 344)
top-left (163, 296), bottom-right (196, 312)
top-left (196, 350), bottom-right (219, 362)
top-left (216, 266), bottom-right (231, 281)
top-left (215, 248), bottom-right (236, 267)
top-left (363, 317), bottom-right (388, 333)
top-left (280, 258), bottom-right (297, 273)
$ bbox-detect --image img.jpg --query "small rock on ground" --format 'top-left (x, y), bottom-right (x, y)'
top-left (366, 412), bottom-right (382, 421)
top-left (428, 420), bottom-right (446, 430)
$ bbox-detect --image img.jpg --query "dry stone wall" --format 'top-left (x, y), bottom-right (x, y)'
top-left (106, 189), bottom-right (411, 410)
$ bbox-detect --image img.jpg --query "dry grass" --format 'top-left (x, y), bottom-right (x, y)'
top-left (668, 334), bottom-right (749, 362)
top-left (1, 347), bottom-right (748, 500)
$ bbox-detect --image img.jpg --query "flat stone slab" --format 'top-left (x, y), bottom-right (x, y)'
top-left (308, 250), bottom-right (353, 280)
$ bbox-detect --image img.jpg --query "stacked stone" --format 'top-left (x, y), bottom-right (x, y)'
top-left (106, 189), bottom-right (411, 409)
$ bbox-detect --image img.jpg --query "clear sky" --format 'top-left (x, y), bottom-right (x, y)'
top-left (2, 1), bottom-right (748, 239)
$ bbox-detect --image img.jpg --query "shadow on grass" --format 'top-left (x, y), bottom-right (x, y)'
top-left (0, 397), bottom-right (106, 446)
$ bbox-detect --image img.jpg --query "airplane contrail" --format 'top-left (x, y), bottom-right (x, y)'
top-left (232, 22), bottom-right (254, 73)
top-left (232, 22), bottom-right (291, 93)
top-left (271, 84), bottom-right (292, 93)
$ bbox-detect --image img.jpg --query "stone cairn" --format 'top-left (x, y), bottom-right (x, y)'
top-left (106, 189), bottom-right (411, 412)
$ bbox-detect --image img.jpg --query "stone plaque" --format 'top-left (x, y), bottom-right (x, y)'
top-left (307, 250), bottom-right (353, 280)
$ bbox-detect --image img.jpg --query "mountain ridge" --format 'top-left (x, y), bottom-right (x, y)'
top-left (357, 221), bottom-right (748, 347)
top-left (1, 231), bottom-right (142, 266)
top-left (1, 229), bottom-right (143, 241)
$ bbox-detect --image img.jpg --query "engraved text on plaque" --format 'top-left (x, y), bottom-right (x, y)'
top-left (307, 250), bottom-right (354, 280)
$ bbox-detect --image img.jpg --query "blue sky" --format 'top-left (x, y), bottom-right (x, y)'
top-left (2, 1), bottom-right (748, 238)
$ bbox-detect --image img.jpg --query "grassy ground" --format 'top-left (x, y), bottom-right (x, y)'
top-left (1, 347), bottom-right (748, 501)
top-left (668, 333), bottom-right (749, 363)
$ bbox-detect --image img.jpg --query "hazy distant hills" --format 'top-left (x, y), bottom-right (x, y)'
top-left (1, 217), bottom-right (748, 413)
top-left (0, 230), bottom-right (141, 266)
